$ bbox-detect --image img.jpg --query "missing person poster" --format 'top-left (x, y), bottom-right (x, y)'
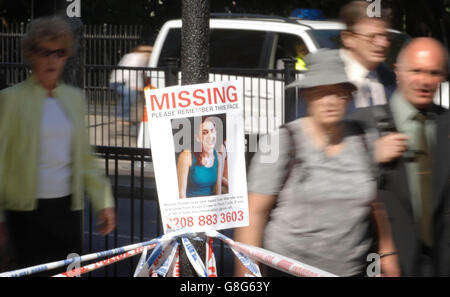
top-left (144, 80), bottom-right (249, 233)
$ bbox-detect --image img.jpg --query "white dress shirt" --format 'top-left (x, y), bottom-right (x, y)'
top-left (340, 49), bottom-right (388, 108)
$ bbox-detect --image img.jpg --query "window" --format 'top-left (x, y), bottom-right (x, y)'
top-left (157, 28), bottom-right (267, 69)
top-left (306, 29), bottom-right (342, 49)
top-left (157, 29), bottom-right (181, 67)
top-left (209, 29), bottom-right (266, 68)
top-left (274, 33), bottom-right (309, 70)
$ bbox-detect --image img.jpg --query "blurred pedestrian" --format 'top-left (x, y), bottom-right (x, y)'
top-left (234, 49), bottom-right (400, 277)
top-left (294, 1), bottom-right (397, 118)
top-left (109, 45), bottom-right (152, 126)
top-left (349, 38), bottom-right (450, 276)
top-left (340, 0), bottom-right (396, 111)
top-left (0, 16), bottom-right (116, 274)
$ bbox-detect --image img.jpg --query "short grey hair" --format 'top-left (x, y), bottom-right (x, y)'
top-left (22, 16), bottom-right (73, 65)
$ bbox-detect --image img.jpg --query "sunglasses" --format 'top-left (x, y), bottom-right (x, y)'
top-left (35, 47), bottom-right (68, 58)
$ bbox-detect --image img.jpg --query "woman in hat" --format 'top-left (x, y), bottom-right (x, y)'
top-left (0, 16), bottom-right (115, 273)
top-left (234, 49), bottom-right (400, 277)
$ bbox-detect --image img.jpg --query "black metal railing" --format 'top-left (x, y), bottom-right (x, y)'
top-left (0, 63), bottom-right (29, 89)
top-left (84, 146), bottom-right (157, 276)
top-left (0, 62), bottom-right (299, 147)
top-left (84, 24), bottom-right (145, 66)
top-left (1, 23), bottom-right (146, 65)
top-left (85, 63), bottom-right (296, 148)
top-left (84, 146), bottom-right (233, 277)
top-left (85, 65), bottom-right (159, 148)
top-left (0, 23), bottom-right (27, 64)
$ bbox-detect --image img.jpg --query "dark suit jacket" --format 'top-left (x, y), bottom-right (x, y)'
top-left (348, 102), bottom-right (450, 276)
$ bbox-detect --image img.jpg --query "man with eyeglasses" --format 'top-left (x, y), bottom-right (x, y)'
top-left (339, 0), bottom-right (396, 112)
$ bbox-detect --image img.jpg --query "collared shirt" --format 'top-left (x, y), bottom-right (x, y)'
top-left (389, 91), bottom-right (436, 222)
top-left (340, 49), bottom-right (387, 108)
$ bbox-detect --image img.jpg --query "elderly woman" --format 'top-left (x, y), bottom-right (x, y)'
top-left (177, 116), bottom-right (226, 198)
top-left (0, 16), bottom-right (115, 272)
top-left (234, 49), bottom-right (400, 277)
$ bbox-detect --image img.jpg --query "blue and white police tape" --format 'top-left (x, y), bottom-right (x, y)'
top-left (182, 236), bottom-right (208, 277)
top-left (168, 245), bottom-right (181, 277)
top-left (0, 228), bottom-right (188, 277)
top-left (207, 230), bottom-right (337, 277)
top-left (133, 244), bottom-right (150, 277)
top-left (153, 240), bottom-right (179, 277)
top-left (134, 239), bottom-right (178, 277)
top-left (55, 243), bottom-right (158, 277)
top-left (1, 228), bottom-right (337, 277)
top-left (133, 245), bottom-right (151, 277)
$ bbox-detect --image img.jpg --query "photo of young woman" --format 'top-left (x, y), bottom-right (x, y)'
top-left (175, 115), bottom-right (228, 198)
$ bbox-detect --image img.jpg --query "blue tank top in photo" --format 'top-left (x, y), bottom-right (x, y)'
top-left (186, 150), bottom-right (218, 197)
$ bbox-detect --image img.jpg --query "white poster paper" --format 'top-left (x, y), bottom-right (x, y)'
top-left (144, 80), bottom-right (249, 233)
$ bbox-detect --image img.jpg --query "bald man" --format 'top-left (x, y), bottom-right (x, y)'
top-left (349, 37), bottom-right (450, 276)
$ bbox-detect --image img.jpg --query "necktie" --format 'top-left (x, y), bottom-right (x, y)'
top-left (363, 80), bottom-right (373, 106)
top-left (357, 72), bottom-right (375, 107)
top-left (415, 113), bottom-right (433, 247)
